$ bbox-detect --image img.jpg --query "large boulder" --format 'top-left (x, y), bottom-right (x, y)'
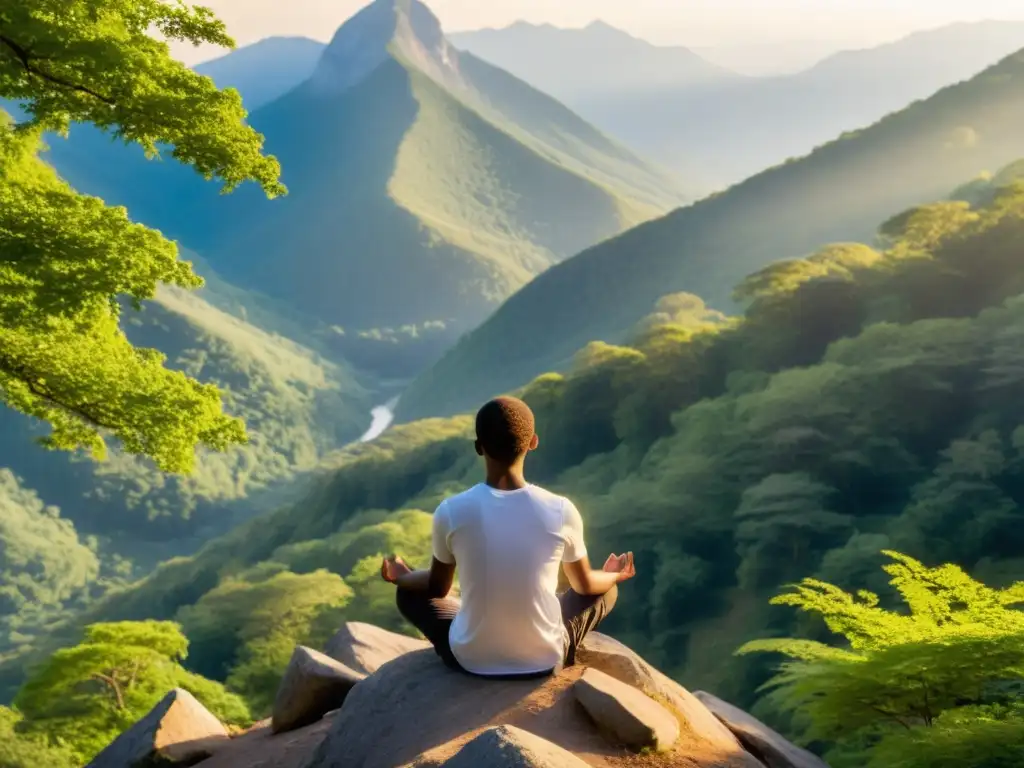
top-left (577, 633), bottom-right (764, 767)
top-left (190, 714), bottom-right (338, 768)
top-left (87, 688), bottom-right (229, 768)
top-left (573, 668), bottom-right (679, 753)
top-left (323, 622), bottom-right (429, 676)
top-left (695, 692), bottom-right (830, 768)
top-left (272, 646), bottom-right (365, 734)
top-left (438, 724), bottom-right (590, 767)
top-left (304, 648), bottom-right (763, 768)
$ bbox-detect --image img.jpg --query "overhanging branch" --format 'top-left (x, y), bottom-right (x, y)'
top-left (0, 33), bottom-right (116, 105)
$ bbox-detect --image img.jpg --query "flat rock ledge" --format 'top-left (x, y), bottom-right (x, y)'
top-left (272, 645), bottom-right (365, 734)
top-left (438, 724), bottom-right (590, 767)
top-left (573, 667), bottom-right (680, 753)
top-left (87, 688), bottom-right (229, 768)
top-left (695, 692), bottom-right (830, 768)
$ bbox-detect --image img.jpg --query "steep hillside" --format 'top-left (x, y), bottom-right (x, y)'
top-left (459, 21), bottom-right (1024, 185)
top-left (0, 249), bottom-right (372, 552)
top-left (194, 36), bottom-right (326, 110)
top-left (40, 0), bottom-right (685, 368)
top-left (0, 247), bottom-right (374, 660)
top-left (398, 49), bottom-right (1024, 421)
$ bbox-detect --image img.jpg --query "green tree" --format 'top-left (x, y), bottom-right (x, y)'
top-left (734, 472), bottom-right (851, 588)
top-left (0, 706), bottom-right (76, 768)
top-left (12, 621), bottom-right (250, 763)
top-left (0, 1), bottom-right (284, 472)
top-left (739, 552), bottom-right (1024, 767)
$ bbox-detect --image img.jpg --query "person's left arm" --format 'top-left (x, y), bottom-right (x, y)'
top-left (379, 501), bottom-right (456, 598)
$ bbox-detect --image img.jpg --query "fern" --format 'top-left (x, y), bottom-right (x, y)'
top-left (738, 552), bottom-right (1024, 765)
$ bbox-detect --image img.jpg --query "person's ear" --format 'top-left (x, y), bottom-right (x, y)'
top-left (528, 434), bottom-right (539, 451)
top-left (474, 440), bottom-right (484, 457)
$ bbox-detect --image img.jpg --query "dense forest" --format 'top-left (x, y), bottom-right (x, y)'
top-left (398, 47), bottom-right (1024, 421)
top-left (4, 162), bottom-right (1023, 764)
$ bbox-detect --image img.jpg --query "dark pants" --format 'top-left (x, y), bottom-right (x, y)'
top-left (396, 585), bottom-right (617, 678)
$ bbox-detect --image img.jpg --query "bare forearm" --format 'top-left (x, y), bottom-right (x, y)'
top-left (576, 569), bottom-right (620, 596)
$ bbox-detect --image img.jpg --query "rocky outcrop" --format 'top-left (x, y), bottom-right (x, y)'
top-left (438, 724), bottom-right (590, 767)
top-left (573, 668), bottom-right (679, 752)
top-left (304, 646), bottom-right (763, 768)
top-left (695, 692), bottom-right (830, 768)
top-left (323, 622), bottom-right (429, 676)
top-left (578, 633), bottom-right (766, 767)
top-left (179, 624), bottom-right (800, 768)
top-left (87, 688), bottom-right (229, 768)
top-left (272, 646), bottom-right (365, 734)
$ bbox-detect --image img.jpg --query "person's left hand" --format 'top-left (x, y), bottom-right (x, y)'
top-left (380, 555), bottom-right (413, 584)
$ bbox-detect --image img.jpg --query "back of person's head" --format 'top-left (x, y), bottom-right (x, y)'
top-left (475, 396), bottom-right (536, 464)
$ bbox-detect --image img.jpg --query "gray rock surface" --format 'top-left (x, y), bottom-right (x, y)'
top-left (87, 688), bottom-right (229, 768)
top-left (272, 646), bottom-right (365, 734)
top-left (695, 691), bottom-right (830, 768)
top-left (439, 724), bottom-right (590, 767)
top-left (304, 650), bottom-right (614, 768)
top-left (578, 633), bottom-right (765, 766)
top-left (323, 622), bottom-right (429, 676)
top-left (573, 668), bottom-right (679, 752)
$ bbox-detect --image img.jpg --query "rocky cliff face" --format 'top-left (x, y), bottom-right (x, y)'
top-left (97, 623), bottom-right (827, 768)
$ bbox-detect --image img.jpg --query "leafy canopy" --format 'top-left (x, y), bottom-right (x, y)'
top-left (0, 0), bottom-right (284, 472)
top-left (739, 552), bottom-right (1024, 767)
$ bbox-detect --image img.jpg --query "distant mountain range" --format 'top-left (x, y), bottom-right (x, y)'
top-left (450, 21), bottom-right (738, 102)
top-left (455, 20), bottom-right (1024, 186)
top-left (42, 0), bottom-right (686, 365)
top-left (397, 48), bottom-right (1024, 421)
top-left (194, 36), bottom-right (325, 110)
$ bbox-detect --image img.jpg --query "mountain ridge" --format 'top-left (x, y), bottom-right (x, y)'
top-left (457, 19), bottom-right (1024, 185)
top-left (397, 47), bottom-right (1024, 421)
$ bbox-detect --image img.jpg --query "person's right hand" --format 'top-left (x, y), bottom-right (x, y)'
top-left (602, 552), bottom-right (636, 583)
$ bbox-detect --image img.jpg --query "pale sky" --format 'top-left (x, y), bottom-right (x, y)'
top-left (172, 0), bottom-right (1024, 65)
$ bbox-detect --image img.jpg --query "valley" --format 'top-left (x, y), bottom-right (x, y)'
top-left (2, 1), bottom-right (1024, 765)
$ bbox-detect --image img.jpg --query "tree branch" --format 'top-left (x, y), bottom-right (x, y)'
top-left (0, 33), bottom-right (116, 106)
top-left (0, 351), bottom-right (117, 432)
top-left (90, 671), bottom-right (125, 709)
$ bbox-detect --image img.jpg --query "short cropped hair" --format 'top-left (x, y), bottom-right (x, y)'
top-left (475, 396), bottom-right (535, 464)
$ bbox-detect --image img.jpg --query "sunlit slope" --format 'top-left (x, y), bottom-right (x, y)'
top-left (200, 50), bottom-right (678, 337)
top-left (38, 0), bottom-right (684, 349)
top-left (398, 49), bottom-right (1024, 420)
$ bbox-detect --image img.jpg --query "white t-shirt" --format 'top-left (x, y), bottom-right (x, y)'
top-left (432, 483), bottom-right (588, 676)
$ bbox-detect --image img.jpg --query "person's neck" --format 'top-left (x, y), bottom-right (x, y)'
top-left (485, 462), bottom-right (528, 491)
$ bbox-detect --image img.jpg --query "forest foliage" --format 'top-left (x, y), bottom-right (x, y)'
top-left (6, 165), bottom-right (1023, 766)
top-left (6, 621), bottom-right (250, 765)
top-left (0, 0), bottom-right (281, 471)
top-left (741, 552), bottom-right (1024, 767)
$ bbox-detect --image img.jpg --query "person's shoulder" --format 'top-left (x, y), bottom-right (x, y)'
top-left (526, 484), bottom-right (573, 511)
top-left (442, 484), bottom-right (484, 510)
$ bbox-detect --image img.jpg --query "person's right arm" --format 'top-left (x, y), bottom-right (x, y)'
top-left (560, 498), bottom-right (635, 596)
top-left (563, 552), bottom-right (635, 596)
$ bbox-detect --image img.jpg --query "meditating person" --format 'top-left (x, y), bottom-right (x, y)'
top-left (380, 395), bottom-right (635, 678)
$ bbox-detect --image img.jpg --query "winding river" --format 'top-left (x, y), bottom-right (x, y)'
top-left (359, 397), bottom-right (400, 443)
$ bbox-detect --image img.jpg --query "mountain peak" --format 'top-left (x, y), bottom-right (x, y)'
top-left (310, 0), bottom-right (460, 96)
top-left (584, 20), bottom-right (621, 34)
